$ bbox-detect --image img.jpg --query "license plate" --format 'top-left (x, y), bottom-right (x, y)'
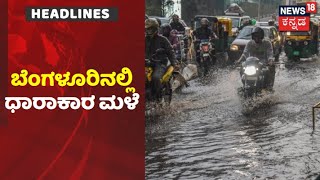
top-left (246, 76), bottom-right (258, 81)
top-left (293, 51), bottom-right (300, 55)
top-left (203, 53), bottom-right (209, 57)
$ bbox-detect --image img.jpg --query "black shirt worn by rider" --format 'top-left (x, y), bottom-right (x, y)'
top-left (193, 27), bottom-right (213, 40)
top-left (170, 21), bottom-right (185, 32)
top-left (145, 34), bottom-right (177, 66)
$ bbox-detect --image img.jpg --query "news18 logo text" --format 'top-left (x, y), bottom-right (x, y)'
top-left (278, 2), bottom-right (316, 32)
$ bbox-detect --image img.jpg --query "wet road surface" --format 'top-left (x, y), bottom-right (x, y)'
top-left (146, 54), bottom-right (320, 180)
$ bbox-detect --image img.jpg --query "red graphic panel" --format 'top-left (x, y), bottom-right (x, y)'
top-left (306, 2), bottom-right (317, 13)
top-left (2, 0), bottom-right (145, 179)
top-left (279, 16), bottom-right (310, 31)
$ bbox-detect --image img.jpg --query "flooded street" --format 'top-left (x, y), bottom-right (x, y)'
top-left (146, 54), bottom-right (320, 179)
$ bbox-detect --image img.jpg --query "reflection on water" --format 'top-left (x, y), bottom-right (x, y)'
top-left (146, 56), bottom-right (320, 179)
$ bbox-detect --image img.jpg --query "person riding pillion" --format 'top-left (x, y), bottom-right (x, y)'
top-left (170, 14), bottom-right (185, 33)
top-left (145, 18), bottom-right (178, 100)
top-left (160, 23), bottom-right (180, 51)
top-left (192, 18), bottom-right (217, 64)
top-left (235, 27), bottom-right (276, 90)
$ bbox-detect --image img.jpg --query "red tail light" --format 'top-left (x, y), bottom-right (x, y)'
top-left (201, 45), bottom-right (209, 52)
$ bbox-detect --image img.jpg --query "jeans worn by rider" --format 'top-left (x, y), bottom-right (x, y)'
top-left (145, 34), bottom-right (177, 101)
top-left (192, 27), bottom-right (214, 64)
top-left (239, 39), bottom-right (275, 88)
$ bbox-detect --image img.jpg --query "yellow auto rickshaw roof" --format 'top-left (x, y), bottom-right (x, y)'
top-left (310, 18), bottom-right (320, 26)
top-left (216, 17), bottom-right (232, 35)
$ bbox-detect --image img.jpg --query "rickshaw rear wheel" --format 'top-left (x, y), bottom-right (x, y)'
top-left (274, 54), bottom-right (280, 62)
top-left (289, 57), bottom-right (300, 62)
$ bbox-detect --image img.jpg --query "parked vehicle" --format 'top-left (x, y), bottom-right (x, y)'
top-left (149, 16), bottom-right (170, 25)
top-left (222, 13), bottom-right (251, 39)
top-left (213, 17), bottom-right (233, 53)
top-left (256, 21), bottom-right (269, 26)
top-left (284, 18), bottom-right (319, 61)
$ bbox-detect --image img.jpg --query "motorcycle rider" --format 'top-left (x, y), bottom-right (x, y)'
top-left (161, 23), bottom-right (190, 87)
top-left (239, 19), bottom-right (251, 31)
top-left (268, 19), bottom-right (275, 26)
top-left (235, 27), bottom-right (275, 90)
top-left (155, 17), bottom-right (162, 27)
top-left (161, 23), bottom-right (179, 51)
top-left (170, 14), bottom-right (185, 33)
top-left (192, 18), bottom-right (217, 64)
top-left (145, 18), bottom-right (178, 101)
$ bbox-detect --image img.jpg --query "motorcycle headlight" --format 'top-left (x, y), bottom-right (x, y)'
top-left (287, 41), bottom-right (292, 45)
top-left (230, 44), bottom-right (239, 51)
top-left (304, 41), bottom-right (308, 45)
top-left (244, 66), bottom-right (257, 76)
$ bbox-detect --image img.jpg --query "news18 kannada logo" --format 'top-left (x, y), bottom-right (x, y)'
top-left (279, 2), bottom-right (317, 31)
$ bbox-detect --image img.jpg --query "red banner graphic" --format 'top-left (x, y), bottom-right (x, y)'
top-left (279, 16), bottom-right (310, 31)
top-left (306, 2), bottom-right (317, 13)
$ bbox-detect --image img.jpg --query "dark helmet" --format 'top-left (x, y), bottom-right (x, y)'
top-left (251, 26), bottom-right (264, 40)
top-left (200, 18), bottom-right (209, 26)
top-left (213, 17), bottom-right (218, 23)
top-left (160, 23), bottom-right (172, 35)
top-left (268, 19), bottom-right (275, 26)
top-left (172, 14), bottom-right (179, 22)
top-left (145, 18), bottom-right (159, 36)
top-left (172, 14), bottom-right (179, 19)
top-left (155, 18), bottom-right (162, 27)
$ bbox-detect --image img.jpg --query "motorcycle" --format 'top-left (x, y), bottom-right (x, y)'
top-left (195, 39), bottom-right (215, 76)
top-left (145, 48), bottom-right (174, 105)
top-left (239, 57), bottom-right (272, 98)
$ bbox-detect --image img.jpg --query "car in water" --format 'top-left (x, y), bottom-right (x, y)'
top-left (222, 13), bottom-right (251, 37)
top-left (256, 21), bottom-right (269, 26)
top-left (229, 25), bottom-right (281, 62)
top-left (149, 16), bottom-right (170, 25)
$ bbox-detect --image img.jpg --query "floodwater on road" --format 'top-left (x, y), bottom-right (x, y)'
top-left (146, 55), bottom-right (320, 180)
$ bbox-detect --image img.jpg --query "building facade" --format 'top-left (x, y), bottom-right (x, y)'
top-left (181, 0), bottom-right (225, 26)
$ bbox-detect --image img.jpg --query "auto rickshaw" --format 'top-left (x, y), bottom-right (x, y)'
top-left (284, 18), bottom-right (319, 61)
top-left (213, 17), bottom-right (233, 53)
top-left (310, 17), bottom-right (320, 47)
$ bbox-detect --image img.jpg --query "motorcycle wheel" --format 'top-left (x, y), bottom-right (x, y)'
top-left (203, 57), bottom-right (211, 76)
top-left (288, 56), bottom-right (300, 62)
top-left (162, 81), bottom-right (172, 106)
top-left (243, 85), bottom-right (255, 99)
top-left (274, 53), bottom-right (280, 62)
